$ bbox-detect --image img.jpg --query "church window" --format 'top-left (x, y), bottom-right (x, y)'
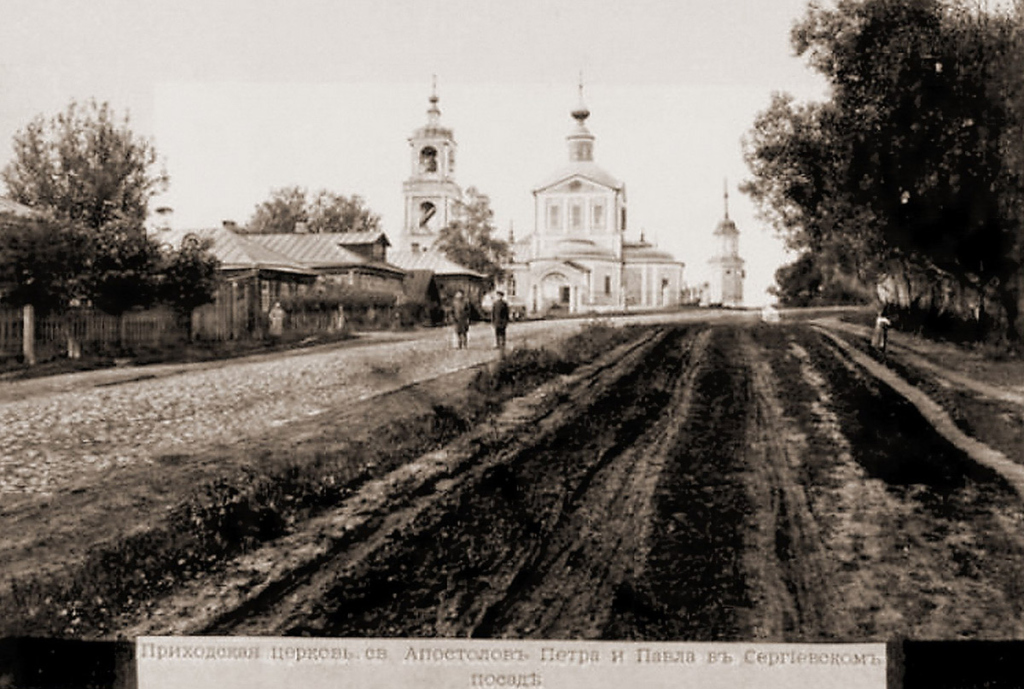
top-left (419, 146), bottom-right (438, 173)
top-left (547, 202), bottom-right (561, 231)
top-left (604, 275), bottom-right (611, 295)
top-left (569, 201), bottom-right (583, 232)
top-left (592, 202), bottom-right (605, 231)
top-left (621, 207), bottom-right (627, 231)
top-left (508, 274), bottom-right (517, 296)
top-left (420, 201), bottom-right (437, 229)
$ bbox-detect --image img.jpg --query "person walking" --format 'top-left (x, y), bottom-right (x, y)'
top-left (871, 304), bottom-right (893, 356)
top-left (451, 289), bottom-right (470, 349)
top-left (491, 290), bottom-right (510, 351)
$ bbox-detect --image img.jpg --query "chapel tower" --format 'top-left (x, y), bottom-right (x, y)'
top-left (708, 181), bottom-right (745, 306)
top-left (400, 78), bottom-right (462, 253)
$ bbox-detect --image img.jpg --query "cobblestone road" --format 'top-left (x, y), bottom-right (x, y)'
top-left (0, 321), bottom-right (591, 497)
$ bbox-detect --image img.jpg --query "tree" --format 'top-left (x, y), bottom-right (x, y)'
top-left (245, 187), bottom-right (381, 234)
top-left (160, 237), bottom-right (221, 320)
top-left (1, 100), bottom-right (168, 229)
top-left (433, 187), bottom-right (510, 288)
top-left (245, 186), bottom-right (308, 235)
top-left (0, 213), bottom-right (94, 314)
top-left (744, 0), bottom-right (1024, 338)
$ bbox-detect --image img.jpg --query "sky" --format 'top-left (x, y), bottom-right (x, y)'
top-left (0, 0), bottom-right (831, 305)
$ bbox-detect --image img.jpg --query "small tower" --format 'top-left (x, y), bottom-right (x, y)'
top-left (708, 180), bottom-right (745, 306)
top-left (401, 77), bottom-right (462, 252)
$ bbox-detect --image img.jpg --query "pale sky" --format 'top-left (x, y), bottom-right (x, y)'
top-left (0, 0), bottom-right (830, 304)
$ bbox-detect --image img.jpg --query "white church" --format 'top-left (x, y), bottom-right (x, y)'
top-left (393, 83), bottom-right (743, 314)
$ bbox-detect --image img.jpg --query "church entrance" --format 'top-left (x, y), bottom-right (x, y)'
top-left (540, 272), bottom-right (573, 313)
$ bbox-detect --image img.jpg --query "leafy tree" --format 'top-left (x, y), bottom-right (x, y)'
top-left (159, 236), bottom-right (221, 317)
top-left (744, 0), bottom-right (1024, 338)
top-left (245, 187), bottom-right (381, 234)
top-left (245, 186), bottom-right (308, 235)
top-left (1, 100), bottom-right (168, 229)
top-left (84, 219), bottom-right (164, 314)
top-left (433, 187), bottom-right (510, 288)
top-left (0, 213), bottom-right (94, 314)
top-left (308, 190), bottom-right (381, 234)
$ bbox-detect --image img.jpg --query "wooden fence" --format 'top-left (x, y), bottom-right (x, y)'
top-left (1, 301), bottom-right (405, 365)
top-left (0, 307), bottom-right (182, 362)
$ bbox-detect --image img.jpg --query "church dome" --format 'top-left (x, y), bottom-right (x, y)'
top-left (714, 218), bottom-right (739, 236)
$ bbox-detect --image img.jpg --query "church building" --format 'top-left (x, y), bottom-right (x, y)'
top-left (503, 86), bottom-right (685, 315)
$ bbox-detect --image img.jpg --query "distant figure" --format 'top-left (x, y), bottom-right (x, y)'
top-left (872, 305), bottom-right (893, 354)
top-left (451, 290), bottom-right (470, 349)
top-left (491, 291), bottom-right (510, 351)
top-left (268, 302), bottom-right (286, 337)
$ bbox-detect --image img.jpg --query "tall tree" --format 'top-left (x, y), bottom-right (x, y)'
top-left (745, 0), bottom-right (1024, 336)
top-left (434, 187), bottom-right (510, 288)
top-left (245, 187), bottom-right (381, 234)
top-left (1, 100), bottom-right (168, 229)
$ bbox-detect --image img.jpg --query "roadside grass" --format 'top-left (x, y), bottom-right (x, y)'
top-left (0, 322), bottom-right (648, 638)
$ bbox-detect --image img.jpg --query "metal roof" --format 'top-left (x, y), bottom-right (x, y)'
top-left (388, 250), bottom-right (485, 279)
top-left (155, 227), bottom-right (316, 276)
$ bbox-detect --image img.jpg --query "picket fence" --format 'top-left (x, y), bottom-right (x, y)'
top-left (0, 307), bottom-right (182, 361)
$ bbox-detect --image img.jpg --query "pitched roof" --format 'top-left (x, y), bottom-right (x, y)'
top-left (247, 233), bottom-right (368, 268)
top-left (333, 230), bottom-right (390, 247)
top-left (533, 161), bottom-right (624, 193)
top-left (0, 197), bottom-right (40, 218)
top-left (388, 250), bottom-right (485, 279)
top-left (156, 227), bottom-right (316, 276)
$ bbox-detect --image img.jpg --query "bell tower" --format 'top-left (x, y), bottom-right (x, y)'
top-left (401, 77), bottom-right (462, 253)
top-left (708, 180), bottom-right (745, 306)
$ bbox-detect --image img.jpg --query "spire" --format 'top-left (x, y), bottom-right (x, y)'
top-left (723, 178), bottom-right (730, 220)
top-left (427, 74), bottom-right (441, 125)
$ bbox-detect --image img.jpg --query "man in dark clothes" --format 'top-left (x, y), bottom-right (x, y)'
top-left (491, 290), bottom-right (510, 351)
top-left (451, 290), bottom-right (470, 349)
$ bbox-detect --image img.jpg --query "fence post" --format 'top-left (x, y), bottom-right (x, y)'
top-left (22, 304), bottom-right (36, 366)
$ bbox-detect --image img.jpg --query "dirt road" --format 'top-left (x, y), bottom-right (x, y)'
top-left (117, 320), bottom-right (1024, 641)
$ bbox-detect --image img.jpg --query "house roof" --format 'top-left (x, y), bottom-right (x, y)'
top-left (333, 230), bottom-right (390, 247)
top-left (247, 233), bottom-right (369, 268)
top-left (533, 161), bottom-right (624, 193)
top-left (156, 227), bottom-right (316, 276)
top-left (388, 250), bottom-right (485, 279)
top-left (0, 197), bottom-right (40, 218)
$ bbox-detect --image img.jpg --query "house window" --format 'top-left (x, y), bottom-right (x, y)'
top-left (592, 202), bottom-right (605, 231)
top-left (547, 202), bottom-right (561, 231)
top-left (569, 201), bottom-right (583, 232)
top-left (604, 275), bottom-right (611, 295)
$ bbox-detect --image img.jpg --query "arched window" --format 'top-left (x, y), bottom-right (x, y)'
top-left (419, 146), bottom-right (438, 173)
top-left (420, 201), bottom-right (436, 228)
